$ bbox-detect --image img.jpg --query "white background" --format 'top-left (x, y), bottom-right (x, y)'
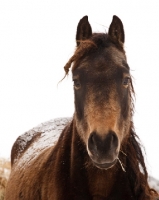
top-left (0, 0), bottom-right (159, 180)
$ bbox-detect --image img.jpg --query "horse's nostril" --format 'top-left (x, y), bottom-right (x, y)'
top-left (111, 132), bottom-right (118, 147)
top-left (88, 132), bottom-right (96, 151)
top-left (90, 133), bottom-right (95, 143)
top-left (88, 131), bottom-right (118, 159)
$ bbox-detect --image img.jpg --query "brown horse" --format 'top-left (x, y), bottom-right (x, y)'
top-left (5, 16), bottom-right (159, 200)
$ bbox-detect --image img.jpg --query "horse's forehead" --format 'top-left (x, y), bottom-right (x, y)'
top-left (77, 46), bottom-right (126, 73)
top-left (105, 46), bottom-right (126, 66)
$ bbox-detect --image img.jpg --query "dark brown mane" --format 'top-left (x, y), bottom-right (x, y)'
top-left (121, 125), bottom-right (157, 199)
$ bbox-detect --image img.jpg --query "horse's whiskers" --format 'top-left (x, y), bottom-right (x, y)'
top-left (117, 158), bottom-right (126, 172)
top-left (120, 150), bottom-right (127, 156)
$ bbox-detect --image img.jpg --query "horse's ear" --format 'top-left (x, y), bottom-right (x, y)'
top-left (108, 15), bottom-right (125, 46)
top-left (76, 16), bottom-right (92, 46)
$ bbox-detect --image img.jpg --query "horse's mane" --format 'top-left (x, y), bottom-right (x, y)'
top-left (123, 125), bottom-right (158, 199)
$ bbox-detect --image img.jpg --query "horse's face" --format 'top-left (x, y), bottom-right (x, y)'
top-left (72, 16), bottom-right (132, 169)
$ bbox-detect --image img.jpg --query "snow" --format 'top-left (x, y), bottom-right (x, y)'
top-left (0, 167), bottom-right (10, 180)
top-left (13, 117), bottom-right (159, 192)
top-left (15, 117), bottom-right (72, 169)
top-left (148, 177), bottom-right (159, 193)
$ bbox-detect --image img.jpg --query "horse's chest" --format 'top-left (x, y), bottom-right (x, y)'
top-left (87, 169), bottom-right (115, 199)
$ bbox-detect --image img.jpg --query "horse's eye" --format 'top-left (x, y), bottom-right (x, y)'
top-left (123, 77), bottom-right (130, 87)
top-left (73, 79), bottom-right (81, 89)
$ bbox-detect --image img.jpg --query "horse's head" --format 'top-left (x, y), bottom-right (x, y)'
top-left (64, 16), bottom-right (133, 170)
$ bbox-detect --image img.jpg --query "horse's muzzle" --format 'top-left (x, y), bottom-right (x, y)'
top-left (88, 131), bottom-right (119, 169)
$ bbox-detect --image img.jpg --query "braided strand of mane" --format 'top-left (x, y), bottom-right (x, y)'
top-left (63, 40), bottom-right (97, 79)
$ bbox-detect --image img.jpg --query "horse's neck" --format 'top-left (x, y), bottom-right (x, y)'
top-left (87, 166), bottom-right (118, 198)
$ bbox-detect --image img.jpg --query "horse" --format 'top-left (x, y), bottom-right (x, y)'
top-left (5, 15), bottom-right (159, 200)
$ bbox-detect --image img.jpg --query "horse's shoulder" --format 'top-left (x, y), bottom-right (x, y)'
top-left (11, 117), bottom-right (72, 166)
top-left (11, 129), bottom-right (41, 166)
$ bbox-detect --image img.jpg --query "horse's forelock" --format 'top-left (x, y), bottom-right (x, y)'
top-left (63, 33), bottom-right (113, 78)
top-left (63, 40), bottom-right (97, 78)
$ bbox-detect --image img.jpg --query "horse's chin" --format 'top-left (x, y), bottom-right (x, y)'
top-left (92, 159), bottom-right (117, 170)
